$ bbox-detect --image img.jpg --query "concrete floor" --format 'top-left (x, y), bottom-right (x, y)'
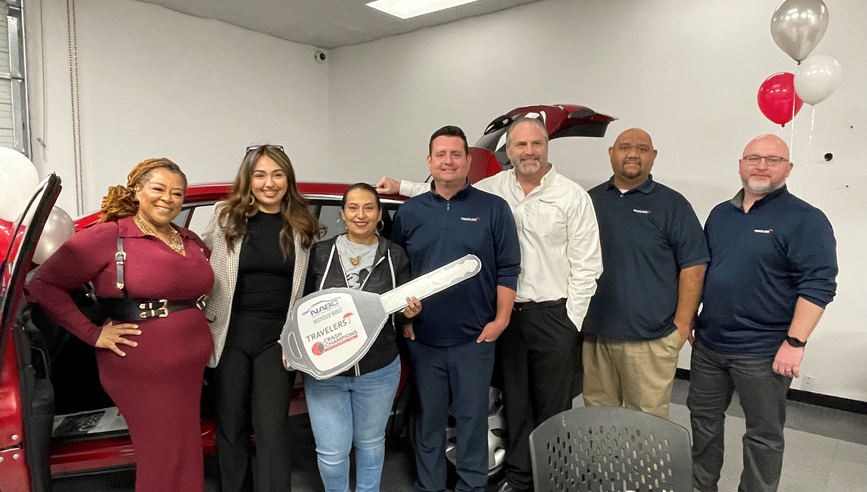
top-left (53, 378), bottom-right (867, 492)
top-left (52, 410), bottom-right (421, 492)
top-left (668, 379), bottom-right (867, 492)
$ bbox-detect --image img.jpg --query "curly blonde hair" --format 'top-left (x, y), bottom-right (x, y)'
top-left (99, 158), bottom-right (187, 222)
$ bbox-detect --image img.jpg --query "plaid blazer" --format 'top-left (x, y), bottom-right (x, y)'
top-left (202, 203), bottom-right (310, 368)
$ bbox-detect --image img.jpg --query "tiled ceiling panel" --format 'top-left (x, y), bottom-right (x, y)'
top-left (137, 0), bottom-right (545, 49)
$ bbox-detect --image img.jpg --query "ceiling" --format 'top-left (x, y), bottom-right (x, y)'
top-left (137, 0), bottom-right (545, 50)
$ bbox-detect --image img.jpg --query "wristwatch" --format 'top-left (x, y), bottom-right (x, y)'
top-left (785, 336), bottom-right (807, 348)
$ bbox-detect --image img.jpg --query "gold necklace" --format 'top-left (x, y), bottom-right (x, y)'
top-left (134, 215), bottom-right (185, 255)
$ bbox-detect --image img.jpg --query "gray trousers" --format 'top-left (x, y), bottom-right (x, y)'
top-left (687, 340), bottom-right (792, 492)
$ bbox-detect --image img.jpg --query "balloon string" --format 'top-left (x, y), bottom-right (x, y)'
top-left (800, 108), bottom-right (817, 200)
top-left (789, 99), bottom-right (795, 163)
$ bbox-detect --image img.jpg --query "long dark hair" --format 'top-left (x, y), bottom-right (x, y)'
top-left (218, 145), bottom-right (321, 256)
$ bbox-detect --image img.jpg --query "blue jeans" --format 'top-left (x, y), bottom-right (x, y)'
top-left (304, 357), bottom-right (402, 492)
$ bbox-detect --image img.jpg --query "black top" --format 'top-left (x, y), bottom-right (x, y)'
top-left (234, 211), bottom-right (295, 319)
top-left (697, 186), bottom-right (837, 356)
top-left (583, 175), bottom-right (709, 341)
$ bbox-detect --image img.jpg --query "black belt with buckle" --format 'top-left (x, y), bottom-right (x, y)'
top-left (100, 295), bottom-right (208, 321)
top-left (513, 298), bottom-right (566, 311)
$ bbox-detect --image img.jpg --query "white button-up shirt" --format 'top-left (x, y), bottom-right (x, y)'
top-left (400, 166), bottom-right (602, 329)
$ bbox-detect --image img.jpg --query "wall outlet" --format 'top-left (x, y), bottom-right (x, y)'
top-left (802, 375), bottom-right (817, 391)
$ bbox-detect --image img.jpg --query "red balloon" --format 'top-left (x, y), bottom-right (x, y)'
top-left (0, 218), bottom-right (26, 267)
top-left (0, 218), bottom-right (12, 261)
top-left (757, 72), bottom-right (804, 126)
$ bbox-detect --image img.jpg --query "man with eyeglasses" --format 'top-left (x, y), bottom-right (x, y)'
top-left (581, 128), bottom-right (708, 419)
top-left (688, 134), bottom-right (838, 492)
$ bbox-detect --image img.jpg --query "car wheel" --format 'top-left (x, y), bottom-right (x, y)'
top-left (444, 386), bottom-right (506, 483)
top-left (408, 386), bottom-right (507, 484)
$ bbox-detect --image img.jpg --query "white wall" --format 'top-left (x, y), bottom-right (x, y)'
top-left (25, 0), bottom-right (330, 215)
top-left (20, 0), bottom-right (867, 401)
top-left (328, 0), bottom-right (867, 401)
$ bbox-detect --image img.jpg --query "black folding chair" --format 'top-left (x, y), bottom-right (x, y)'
top-left (529, 407), bottom-right (692, 492)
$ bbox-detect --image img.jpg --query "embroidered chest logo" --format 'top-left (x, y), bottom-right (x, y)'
top-left (539, 199), bottom-right (556, 205)
top-left (632, 209), bottom-right (651, 214)
top-left (349, 255), bottom-right (361, 266)
top-left (754, 229), bottom-right (773, 234)
top-left (461, 217), bottom-right (480, 222)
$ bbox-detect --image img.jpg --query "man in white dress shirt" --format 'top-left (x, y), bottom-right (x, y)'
top-left (376, 117), bottom-right (602, 492)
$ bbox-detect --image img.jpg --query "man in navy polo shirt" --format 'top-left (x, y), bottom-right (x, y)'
top-left (391, 125), bottom-right (521, 492)
top-left (688, 134), bottom-right (837, 492)
top-left (582, 128), bottom-right (708, 419)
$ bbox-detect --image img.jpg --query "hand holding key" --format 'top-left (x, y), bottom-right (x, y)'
top-left (403, 296), bottom-right (421, 318)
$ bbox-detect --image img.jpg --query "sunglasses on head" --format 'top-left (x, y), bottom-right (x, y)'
top-left (245, 144), bottom-right (284, 154)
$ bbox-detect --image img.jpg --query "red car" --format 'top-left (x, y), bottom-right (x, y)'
top-left (0, 105), bottom-right (615, 492)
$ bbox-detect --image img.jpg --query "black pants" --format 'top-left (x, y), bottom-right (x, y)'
top-left (687, 340), bottom-right (792, 492)
top-left (214, 314), bottom-right (294, 492)
top-left (497, 301), bottom-right (580, 491)
top-left (408, 339), bottom-right (496, 492)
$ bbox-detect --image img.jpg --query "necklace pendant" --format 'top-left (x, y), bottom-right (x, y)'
top-left (136, 215), bottom-right (185, 255)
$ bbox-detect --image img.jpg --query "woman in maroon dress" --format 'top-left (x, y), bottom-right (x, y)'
top-left (27, 158), bottom-right (215, 492)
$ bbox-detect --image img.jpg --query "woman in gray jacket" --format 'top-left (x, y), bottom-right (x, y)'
top-left (303, 183), bottom-right (420, 492)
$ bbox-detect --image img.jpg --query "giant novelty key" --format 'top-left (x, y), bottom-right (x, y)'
top-left (280, 255), bottom-right (481, 380)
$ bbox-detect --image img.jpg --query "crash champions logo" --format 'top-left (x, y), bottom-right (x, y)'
top-left (309, 312), bottom-right (359, 356)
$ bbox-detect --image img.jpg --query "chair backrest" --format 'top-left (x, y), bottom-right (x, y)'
top-left (529, 407), bottom-right (692, 492)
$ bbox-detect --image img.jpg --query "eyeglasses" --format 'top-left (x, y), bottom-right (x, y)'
top-left (742, 155), bottom-right (787, 167)
top-left (245, 144), bottom-right (284, 154)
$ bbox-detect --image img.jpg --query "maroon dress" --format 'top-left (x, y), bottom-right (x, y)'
top-left (27, 217), bottom-right (215, 492)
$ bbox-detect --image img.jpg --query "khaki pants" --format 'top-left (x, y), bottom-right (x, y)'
top-left (582, 329), bottom-right (682, 419)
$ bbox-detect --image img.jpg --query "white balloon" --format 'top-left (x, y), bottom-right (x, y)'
top-left (32, 206), bottom-right (75, 265)
top-left (0, 148), bottom-right (39, 220)
top-left (795, 54), bottom-right (843, 105)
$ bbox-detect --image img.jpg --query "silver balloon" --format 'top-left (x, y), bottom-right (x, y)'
top-left (32, 206), bottom-right (75, 264)
top-left (770, 0), bottom-right (829, 63)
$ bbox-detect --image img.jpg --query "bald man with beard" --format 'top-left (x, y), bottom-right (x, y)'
top-left (582, 128), bottom-right (709, 419)
top-left (688, 134), bottom-right (837, 492)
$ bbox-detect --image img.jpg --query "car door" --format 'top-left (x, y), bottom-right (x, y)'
top-left (0, 173), bottom-right (62, 492)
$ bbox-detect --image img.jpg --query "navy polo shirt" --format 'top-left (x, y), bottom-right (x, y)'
top-left (391, 182), bottom-right (521, 347)
top-left (583, 175), bottom-right (709, 341)
top-left (697, 186), bottom-right (837, 357)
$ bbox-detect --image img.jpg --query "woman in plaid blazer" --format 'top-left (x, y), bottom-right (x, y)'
top-left (203, 144), bottom-right (320, 492)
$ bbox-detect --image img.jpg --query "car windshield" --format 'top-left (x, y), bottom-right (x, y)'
top-left (474, 127), bottom-right (508, 153)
